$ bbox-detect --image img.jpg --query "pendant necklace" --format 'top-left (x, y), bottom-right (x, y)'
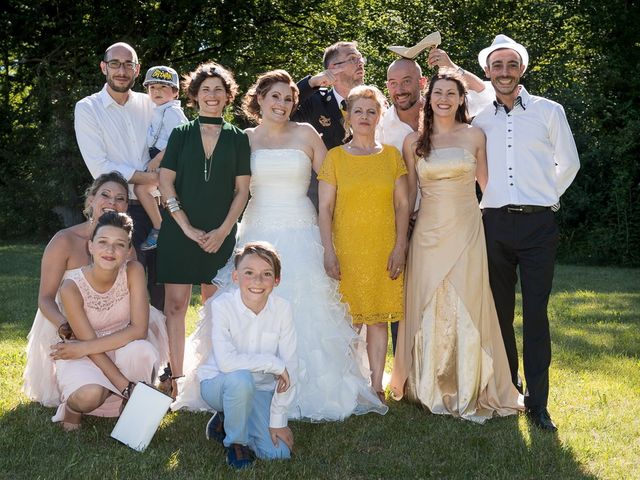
top-left (199, 116), bottom-right (223, 182)
top-left (204, 149), bottom-right (215, 182)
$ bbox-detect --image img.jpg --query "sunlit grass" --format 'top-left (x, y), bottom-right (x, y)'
top-left (1, 243), bottom-right (638, 478)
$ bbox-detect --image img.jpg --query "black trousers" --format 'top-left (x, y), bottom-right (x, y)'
top-left (128, 203), bottom-right (165, 311)
top-left (482, 208), bottom-right (559, 408)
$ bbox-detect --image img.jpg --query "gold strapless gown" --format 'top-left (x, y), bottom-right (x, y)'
top-left (390, 147), bottom-right (522, 423)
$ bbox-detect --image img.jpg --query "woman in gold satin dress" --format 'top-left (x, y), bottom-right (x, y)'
top-left (390, 69), bottom-right (523, 423)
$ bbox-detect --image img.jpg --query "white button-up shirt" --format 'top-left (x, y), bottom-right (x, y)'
top-left (466, 81), bottom-right (496, 118)
top-left (197, 290), bottom-right (298, 428)
top-left (74, 84), bottom-right (154, 195)
top-left (378, 105), bottom-right (414, 154)
top-left (472, 86), bottom-right (580, 208)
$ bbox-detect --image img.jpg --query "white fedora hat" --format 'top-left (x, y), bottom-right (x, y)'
top-left (478, 34), bottom-right (529, 72)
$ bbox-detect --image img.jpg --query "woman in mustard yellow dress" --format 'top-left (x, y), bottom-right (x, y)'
top-left (318, 85), bottom-right (410, 402)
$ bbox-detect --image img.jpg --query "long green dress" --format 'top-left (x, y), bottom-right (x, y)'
top-left (157, 117), bottom-right (250, 284)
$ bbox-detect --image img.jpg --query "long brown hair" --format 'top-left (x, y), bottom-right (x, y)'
top-left (415, 69), bottom-right (469, 159)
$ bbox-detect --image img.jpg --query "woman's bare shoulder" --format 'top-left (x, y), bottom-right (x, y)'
top-left (44, 224), bottom-right (89, 269)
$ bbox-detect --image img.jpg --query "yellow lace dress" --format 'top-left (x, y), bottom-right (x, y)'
top-left (318, 145), bottom-right (407, 325)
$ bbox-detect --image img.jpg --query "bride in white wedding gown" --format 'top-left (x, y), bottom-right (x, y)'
top-left (173, 70), bottom-right (387, 420)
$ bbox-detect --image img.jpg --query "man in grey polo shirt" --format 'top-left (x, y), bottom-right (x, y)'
top-left (473, 35), bottom-right (580, 431)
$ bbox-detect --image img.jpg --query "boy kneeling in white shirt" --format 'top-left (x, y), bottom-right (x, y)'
top-left (198, 241), bottom-right (297, 469)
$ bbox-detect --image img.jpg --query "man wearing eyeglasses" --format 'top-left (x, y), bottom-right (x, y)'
top-left (292, 41), bottom-right (366, 209)
top-left (74, 42), bottom-right (163, 310)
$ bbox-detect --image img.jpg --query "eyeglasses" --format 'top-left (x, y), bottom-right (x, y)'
top-left (105, 60), bottom-right (138, 71)
top-left (332, 55), bottom-right (367, 67)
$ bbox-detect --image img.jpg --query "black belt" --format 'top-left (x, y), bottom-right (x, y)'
top-left (500, 204), bottom-right (550, 214)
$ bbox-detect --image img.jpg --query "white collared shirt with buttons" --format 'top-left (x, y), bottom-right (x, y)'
top-left (74, 84), bottom-right (154, 197)
top-left (197, 290), bottom-right (298, 428)
top-left (472, 85), bottom-right (580, 209)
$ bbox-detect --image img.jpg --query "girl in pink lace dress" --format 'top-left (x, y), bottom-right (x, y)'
top-left (48, 212), bottom-right (160, 430)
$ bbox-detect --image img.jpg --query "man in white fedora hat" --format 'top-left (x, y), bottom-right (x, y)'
top-left (472, 34), bottom-right (580, 432)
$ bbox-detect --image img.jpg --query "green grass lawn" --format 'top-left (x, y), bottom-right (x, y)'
top-left (1, 243), bottom-right (638, 479)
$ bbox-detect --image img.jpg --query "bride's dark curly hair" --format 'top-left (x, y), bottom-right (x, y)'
top-left (415, 68), bottom-right (469, 159)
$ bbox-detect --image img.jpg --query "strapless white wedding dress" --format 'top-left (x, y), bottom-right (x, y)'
top-left (173, 149), bottom-right (387, 420)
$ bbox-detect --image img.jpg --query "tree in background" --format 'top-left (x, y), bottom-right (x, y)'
top-left (1, 0), bottom-right (638, 265)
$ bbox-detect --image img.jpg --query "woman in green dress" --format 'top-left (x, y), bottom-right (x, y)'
top-left (158, 62), bottom-right (251, 397)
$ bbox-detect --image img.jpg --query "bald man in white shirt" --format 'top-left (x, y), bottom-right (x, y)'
top-left (473, 35), bottom-right (580, 432)
top-left (75, 42), bottom-right (163, 310)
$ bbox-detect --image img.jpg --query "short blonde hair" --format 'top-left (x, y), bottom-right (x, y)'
top-left (344, 85), bottom-right (387, 140)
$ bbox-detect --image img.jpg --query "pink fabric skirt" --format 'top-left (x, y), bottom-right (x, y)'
top-left (52, 339), bottom-right (158, 421)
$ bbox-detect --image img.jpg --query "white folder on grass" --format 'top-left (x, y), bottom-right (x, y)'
top-left (110, 382), bottom-right (172, 452)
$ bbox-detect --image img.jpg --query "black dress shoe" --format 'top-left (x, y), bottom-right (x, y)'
top-left (526, 407), bottom-right (558, 432)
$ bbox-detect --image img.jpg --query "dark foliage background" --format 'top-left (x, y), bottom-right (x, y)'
top-left (1, 0), bottom-right (638, 265)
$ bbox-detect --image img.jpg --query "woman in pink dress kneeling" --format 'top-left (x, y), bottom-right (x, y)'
top-left (48, 212), bottom-right (160, 430)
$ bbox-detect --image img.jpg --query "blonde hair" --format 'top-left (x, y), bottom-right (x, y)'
top-left (83, 171), bottom-right (128, 220)
top-left (344, 85), bottom-right (388, 140)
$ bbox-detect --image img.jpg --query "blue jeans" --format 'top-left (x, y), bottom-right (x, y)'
top-left (200, 370), bottom-right (291, 460)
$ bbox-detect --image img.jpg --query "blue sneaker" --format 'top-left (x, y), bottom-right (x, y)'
top-left (205, 412), bottom-right (225, 444)
top-left (226, 443), bottom-right (255, 469)
top-left (140, 228), bottom-right (159, 251)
